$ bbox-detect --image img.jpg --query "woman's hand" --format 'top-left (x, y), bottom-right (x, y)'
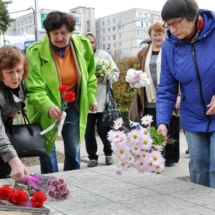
top-left (49, 106), bottom-right (63, 121)
top-left (8, 157), bottom-right (29, 183)
top-left (89, 103), bottom-right (98, 112)
top-left (174, 95), bottom-right (181, 109)
top-left (206, 95), bottom-right (215, 115)
top-left (157, 124), bottom-right (168, 144)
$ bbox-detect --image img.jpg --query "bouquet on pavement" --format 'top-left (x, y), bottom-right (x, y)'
top-left (95, 56), bottom-right (114, 79)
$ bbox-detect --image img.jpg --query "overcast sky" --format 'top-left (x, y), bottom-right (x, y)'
top-left (7, 0), bottom-right (215, 19)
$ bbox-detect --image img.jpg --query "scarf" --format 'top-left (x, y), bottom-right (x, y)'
top-left (50, 38), bottom-right (71, 58)
top-left (183, 15), bottom-right (204, 44)
top-left (144, 44), bottom-right (162, 103)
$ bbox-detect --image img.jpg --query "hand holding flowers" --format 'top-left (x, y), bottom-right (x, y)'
top-left (95, 56), bottom-right (114, 79)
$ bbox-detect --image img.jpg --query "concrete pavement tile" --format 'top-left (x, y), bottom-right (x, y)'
top-left (62, 202), bottom-right (145, 215)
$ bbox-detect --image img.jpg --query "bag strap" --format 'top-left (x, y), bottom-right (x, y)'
top-left (7, 109), bottom-right (34, 137)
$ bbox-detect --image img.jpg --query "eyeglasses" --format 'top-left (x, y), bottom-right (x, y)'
top-left (163, 17), bottom-right (184, 30)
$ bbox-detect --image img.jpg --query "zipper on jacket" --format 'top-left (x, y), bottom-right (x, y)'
top-left (191, 44), bottom-right (211, 131)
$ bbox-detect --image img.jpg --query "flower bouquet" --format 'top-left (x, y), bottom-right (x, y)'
top-left (125, 68), bottom-right (150, 88)
top-left (40, 85), bottom-right (76, 155)
top-left (24, 174), bottom-right (70, 201)
top-left (108, 116), bottom-right (166, 175)
top-left (0, 184), bottom-right (47, 208)
top-left (95, 56), bottom-right (114, 79)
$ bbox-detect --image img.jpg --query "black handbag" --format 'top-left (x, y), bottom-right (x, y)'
top-left (5, 110), bottom-right (46, 158)
top-left (102, 79), bottom-right (121, 127)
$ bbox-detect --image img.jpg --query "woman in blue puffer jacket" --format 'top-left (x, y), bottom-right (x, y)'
top-left (157, 0), bottom-right (215, 188)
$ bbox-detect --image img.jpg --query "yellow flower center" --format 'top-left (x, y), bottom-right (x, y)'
top-left (121, 162), bottom-right (125, 167)
top-left (143, 140), bottom-right (148, 145)
top-left (133, 135), bottom-right (138, 139)
top-left (153, 157), bottom-right (158, 161)
top-left (149, 162), bottom-right (153, 167)
top-left (119, 150), bottom-right (124, 154)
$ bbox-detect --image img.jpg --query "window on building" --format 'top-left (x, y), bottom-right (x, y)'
top-left (119, 42), bottom-right (121, 47)
top-left (29, 18), bottom-right (32, 23)
top-left (107, 44), bottom-right (110, 50)
top-left (107, 19), bottom-right (110, 25)
top-left (103, 37), bottom-right (105, 41)
top-left (76, 17), bottom-right (81, 24)
top-left (113, 18), bottom-right (115, 23)
top-left (113, 35), bottom-right (115, 40)
top-left (102, 21), bottom-right (105, 26)
top-left (118, 25), bottom-right (121, 30)
top-left (114, 43), bottom-right (116, 48)
top-left (118, 17), bottom-right (121, 23)
top-left (102, 29), bottom-right (105, 33)
top-left (118, 33), bottom-right (121, 39)
top-left (113, 27), bottom-right (115, 31)
top-left (21, 21), bottom-right (23, 26)
top-left (108, 28), bottom-right (110, 32)
top-left (103, 45), bottom-right (105, 49)
top-left (108, 36), bottom-right (110, 40)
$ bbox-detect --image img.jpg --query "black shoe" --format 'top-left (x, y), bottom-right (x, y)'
top-left (185, 148), bottom-right (189, 154)
top-left (105, 156), bottom-right (113, 165)
top-left (87, 160), bottom-right (98, 167)
top-left (165, 161), bottom-right (175, 167)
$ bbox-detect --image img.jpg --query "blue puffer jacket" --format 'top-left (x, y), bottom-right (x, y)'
top-left (156, 9), bottom-right (215, 132)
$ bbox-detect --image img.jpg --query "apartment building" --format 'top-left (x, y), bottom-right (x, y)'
top-left (97, 8), bottom-right (162, 59)
top-left (6, 7), bottom-right (161, 58)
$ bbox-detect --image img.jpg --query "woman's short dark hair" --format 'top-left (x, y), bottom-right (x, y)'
top-left (162, 0), bottom-right (199, 22)
top-left (0, 46), bottom-right (29, 80)
top-left (44, 11), bottom-right (76, 34)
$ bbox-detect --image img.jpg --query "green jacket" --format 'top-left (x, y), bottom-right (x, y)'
top-left (25, 34), bottom-right (98, 155)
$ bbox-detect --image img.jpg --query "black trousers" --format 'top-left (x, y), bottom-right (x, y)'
top-left (0, 157), bottom-right (11, 179)
top-left (145, 107), bottom-right (180, 163)
top-left (85, 113), bottom-right (112, 160)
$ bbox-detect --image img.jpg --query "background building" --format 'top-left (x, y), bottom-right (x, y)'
top-left (5, 7), bottom-right (161, 58)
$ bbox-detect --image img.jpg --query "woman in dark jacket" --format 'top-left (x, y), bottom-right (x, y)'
top-left (157, 0), bottom-right (215, 188)
top-left (0, 46), bottom-right (29, 182)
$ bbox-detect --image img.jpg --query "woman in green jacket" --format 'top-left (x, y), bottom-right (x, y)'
top-left (25, 11), bottom-right (98, 173)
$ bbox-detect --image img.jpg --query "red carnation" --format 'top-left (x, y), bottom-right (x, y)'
top-left (58, 85), bottom-right (69, 92)
top-left (10, 189), bottom-right (28, 206)
top-left (63, 91), bottom-right (76, 103)
top-left (31, 191), bottom-right (47, 208)
top-left (0, 185), bottom-right (13, 200)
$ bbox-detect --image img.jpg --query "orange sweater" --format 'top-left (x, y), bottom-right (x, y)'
top-left (55, 47), bottom-right (77, 91)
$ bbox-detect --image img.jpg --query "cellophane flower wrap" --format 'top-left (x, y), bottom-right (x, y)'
top-left (125, 68), bottom-right (150, 88)
top-left (95, 56), bottom-right (114, 79)
top-left (0, 184), bottom-right (47, 208)
top-left (108, 115), bottom-right (166, 175)
top-left (24, 174), bottom-right (70, 201)
top-left (45, 85), bottom-right (76, 155)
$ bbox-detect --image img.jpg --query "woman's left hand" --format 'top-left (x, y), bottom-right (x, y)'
top-left (206, 95), bottom-right (215, 115)
top-left (174, 95), bottom-right (181, 109)
top-left (89, 103), bottom-right (98, 112)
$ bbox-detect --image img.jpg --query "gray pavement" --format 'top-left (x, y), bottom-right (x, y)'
top-left (27, 131), bottom-right (190, 179)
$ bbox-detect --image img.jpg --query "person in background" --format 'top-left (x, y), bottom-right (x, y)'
top-left (157, 0), bottom-right (215, 188)
top-left (0, 46), bottom-right (29, 182)
top-left (137, 22), bottom-right (180, 167)
top-left (85, 32), bottom-right (120, 167)
top-left (25, 11), bottom-right (98, 174)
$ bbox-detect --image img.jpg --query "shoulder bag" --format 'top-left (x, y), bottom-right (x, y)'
top-left (5, 109), bottom-right (46, 158)
top-left (102, 79), bottom-right (121, 127)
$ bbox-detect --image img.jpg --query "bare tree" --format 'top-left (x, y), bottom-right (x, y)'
top-left (0, 0), bottom-right (14, 45)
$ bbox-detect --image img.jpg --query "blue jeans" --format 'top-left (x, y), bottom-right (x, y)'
top-left (185, 131), bottom-right (215, 188)
top-left (40, 102), bottom-right (80, 173)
